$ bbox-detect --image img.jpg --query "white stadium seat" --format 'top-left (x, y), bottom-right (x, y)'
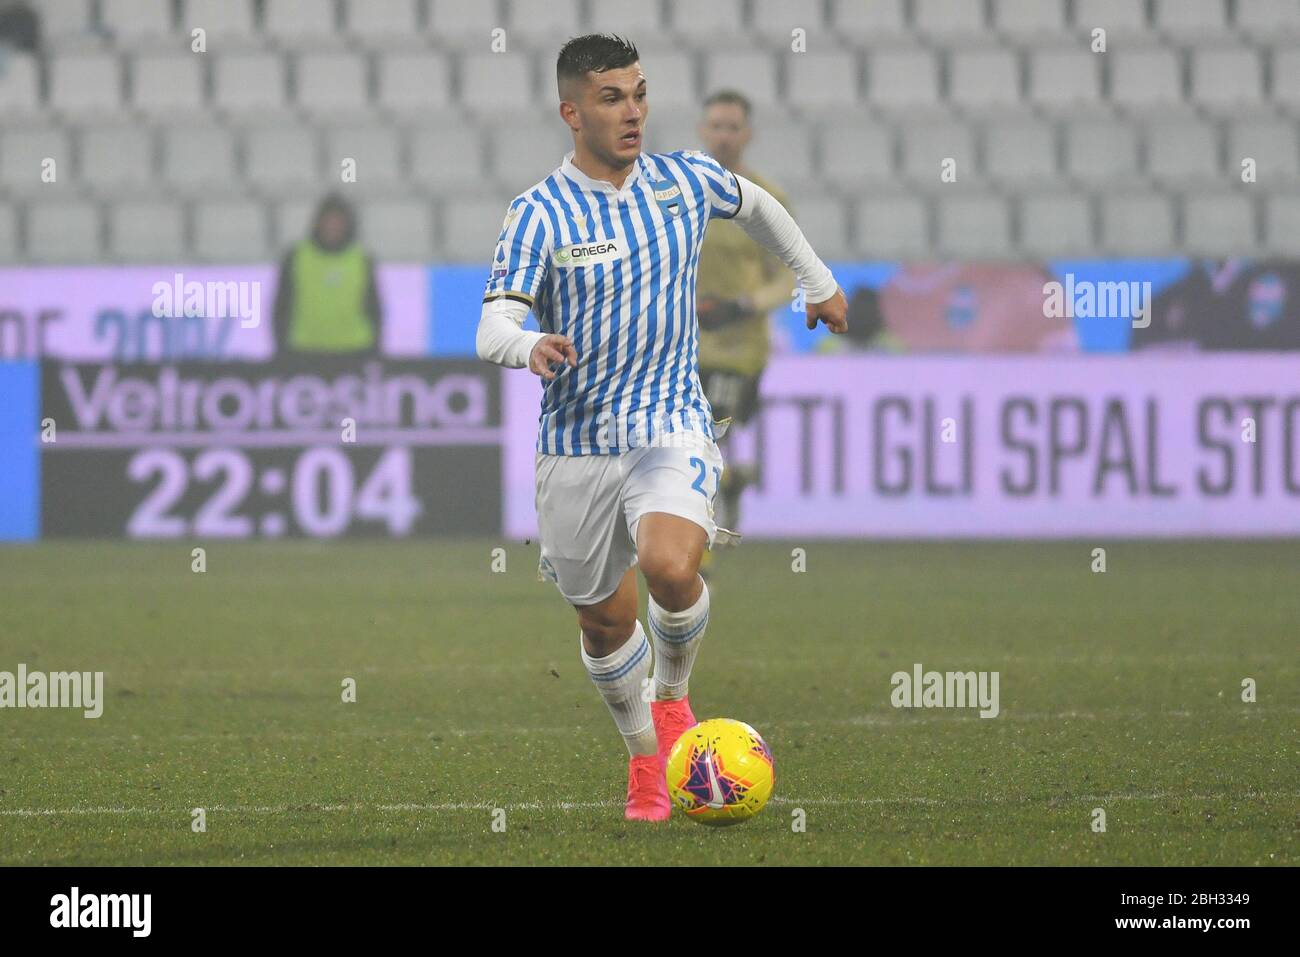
top-left (856, 195), bottom-right (929, 258)
top-left (323, 125), bottom-right (404, 188)
top-left (359, 199), bottom-right (435, 262)
top-left (702, 52), bottom-right (779, 109)
top-left (1110, 48), bottom-right (1184, 113)
top-left (1028, 48), bottom-right (1102, 113)
top-left (296, 52), bottom-right (370, 117)
top-left (377, 52), bottom-right (453, 116)
top-left (1065, 118), bottom-right (1142, 186)
top-left (243, 126), bottom-right (321, 190)
top-left (1074, 0), bottom-right (1154, 39)
top-left (38, 0), bottom-right (96, 44)
top-left (214, 53), bottom-right (288, 115)
top-left (914, 0), bottom-right (989, 41)
top-left (586, 0), bottom-right (664, 39)
top-left (27, 200), bottom-right (102, 263)
top-left (1183, 193), bottom-right (1257, 255)
top-left (508, 0), bottom-right (583, 49)
top-left (182, 0), bottom-right (260, 47)
top-left (1099, 193), bottom-right (1175, 256)
top-left (744, 121), bottom-right (816, 191)
top-left (667, 0), bottom-right (747, 49)
top-left (161, 125), bottom-right (239, 193)
top-left (49, 52), bottom-right (123, 117)
top-left (984, 121), bottom-right (1057, 185)
top-left (750, 0), bottom-right (828, 46)
top-left (0, 127), bottom-right (72, 194)
top-left (441, 198), bottom-right (514, 263)
top-left (409, 124), bottom-right (488, 193)
top-left (641, 51), bottom-right (697, 110)
top-left (345, 0), bottom-right (421, 46)
top-left (108, 199), bottom-right (186, 263)
top-left (264, 0), bottom-right (342, 48)
top-left (1236, 0), bottom-right (1300, 43)
top-left (937, 195), bottom-right (1012, 259)
top-left (0, 204), bottom-right (17, 262)
top-left (900, 121), bottom-right (977, 186)
top-left (1145, 120), bottom-right (1220, 184)
top-left (489, 120), bottom-right (572, 191)
top-left (79, 125), bottom-right (155, 191)
top-left (786, 51), bottom-right (860, 112)
top-left (830, 0), bottom-right (908, 47)
top-left (193, 199), bottom-right (268, 262)
top-left (1191, 47), bottom-right (1264, 115)
top-left (1228, 118), bottom-right (1300, 180)
top-left (181, 0), bottom-right (260, 47)
top-left (993, 0), bottom-right (1069, 44)
top-left (460, 52), bottom-right (537, 115)
top-left (868, 48), bottom-right (941, 114)
top-left (0, 53), bottom-right (41, 120)
top-left (818, 121), bottom-right (894, 191)
top-left (1264, 194), bottom-right (1300, 253)
top-left (1019, 194), bottom-right (1094, 257)
top-left (428, 0), bottom-right (500, 45)
top-left (1153, 0), bottom-right (1227, 40)
top-left (949, 48), bottom-right (1021, 111)
top-left (791, 196), bottom-right (851, 260)
top-left (132, 53), bottom-right (206, 118)
top-left (101, 0), bottom-right (175, 46)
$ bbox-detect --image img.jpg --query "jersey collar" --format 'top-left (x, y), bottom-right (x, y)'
top-left (561, 151), bottom-right (645, 199)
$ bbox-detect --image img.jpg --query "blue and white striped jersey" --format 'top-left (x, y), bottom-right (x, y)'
top-left (483, 149), bottom-right (744, 456)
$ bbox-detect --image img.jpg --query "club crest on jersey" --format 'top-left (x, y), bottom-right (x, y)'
top-left (553, 240), bottom-right (622, 268)
top-left (651, 179), bottom-right (683, 217)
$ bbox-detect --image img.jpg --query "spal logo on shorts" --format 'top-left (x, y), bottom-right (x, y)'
top-left (554, 240), bottom-right (622, 268)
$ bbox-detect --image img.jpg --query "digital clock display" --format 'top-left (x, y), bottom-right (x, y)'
top-left (40, 358), bottom-right (501, 539)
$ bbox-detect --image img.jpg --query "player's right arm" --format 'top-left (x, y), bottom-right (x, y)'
top-left (476, 197), bottom-right (578, 378)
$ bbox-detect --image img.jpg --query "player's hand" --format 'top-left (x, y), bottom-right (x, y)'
top-left (529, 333), bottom-right (578, 381)
top-left (806, 286), bottom-right (849, 334)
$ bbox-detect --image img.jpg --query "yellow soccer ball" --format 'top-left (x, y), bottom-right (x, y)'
top-left (665, 718), bottom-right (775, 826)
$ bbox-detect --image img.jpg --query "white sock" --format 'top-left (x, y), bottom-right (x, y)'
top-left (580, 621), bottom-right (657, 756)
top-left (648, 579), bottom-right (710, 701)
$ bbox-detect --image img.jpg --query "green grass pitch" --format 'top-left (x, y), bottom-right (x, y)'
top-left (0, 539), bottom-right (1296, 866)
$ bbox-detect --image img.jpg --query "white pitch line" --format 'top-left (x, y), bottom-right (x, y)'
top-left (1, 791), bottom-right (1296, 819)
top-left (4, 706), bottom-right (1295, 747)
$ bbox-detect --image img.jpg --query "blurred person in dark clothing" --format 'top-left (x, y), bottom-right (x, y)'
top-left (0, 1), bottom-right (39, 52)
top-left (815, 285), bottom-right (905, 354)
top-left (1132, 259), bottom-right (1300, 352)
top-left (273, 194), bottom-right (384, 356)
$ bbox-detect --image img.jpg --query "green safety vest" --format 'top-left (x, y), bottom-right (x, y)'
top-left (288, 241), bottom-right (374, 351)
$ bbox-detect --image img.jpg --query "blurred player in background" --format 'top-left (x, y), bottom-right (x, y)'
top-left (272, 193), bottom-right (384, 356)
top-left (475, 35), bottom-right (847, 821)
top-left (693, 91), bottom-right (795, 577)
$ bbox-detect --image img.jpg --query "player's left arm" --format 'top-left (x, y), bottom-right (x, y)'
top-left (730, 176), bottom-right (847, 333)
top-left (684, 150), bottom-right (846, 333)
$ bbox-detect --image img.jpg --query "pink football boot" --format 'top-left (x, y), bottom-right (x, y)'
top-left (651, 697), bottom-right (697, 772)
top-left (625, 753), bottom-right (672, 821)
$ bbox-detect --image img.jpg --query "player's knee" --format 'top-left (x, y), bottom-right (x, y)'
top-left (575, 585), bottom-right (638, 648)
top-left (639, 548), bottom-right (698, 598)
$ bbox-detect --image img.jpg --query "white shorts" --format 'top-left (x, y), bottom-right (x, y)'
top-left (535, 431), bottom-right (725, 606)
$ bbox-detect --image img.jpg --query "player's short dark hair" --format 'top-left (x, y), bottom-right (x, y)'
top-left (556, 34), bottom-right (640, 95)
top-left (703, 89), bottom-right (752, 119)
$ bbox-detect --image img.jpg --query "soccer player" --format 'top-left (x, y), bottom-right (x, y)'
top-left (694, 90), bottom-right (795, 563)
top-left (476, 34), bottom-right (847, 821)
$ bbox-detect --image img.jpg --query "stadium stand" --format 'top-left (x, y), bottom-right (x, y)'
top-left (0, 0), bottom-right (1293, 263)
